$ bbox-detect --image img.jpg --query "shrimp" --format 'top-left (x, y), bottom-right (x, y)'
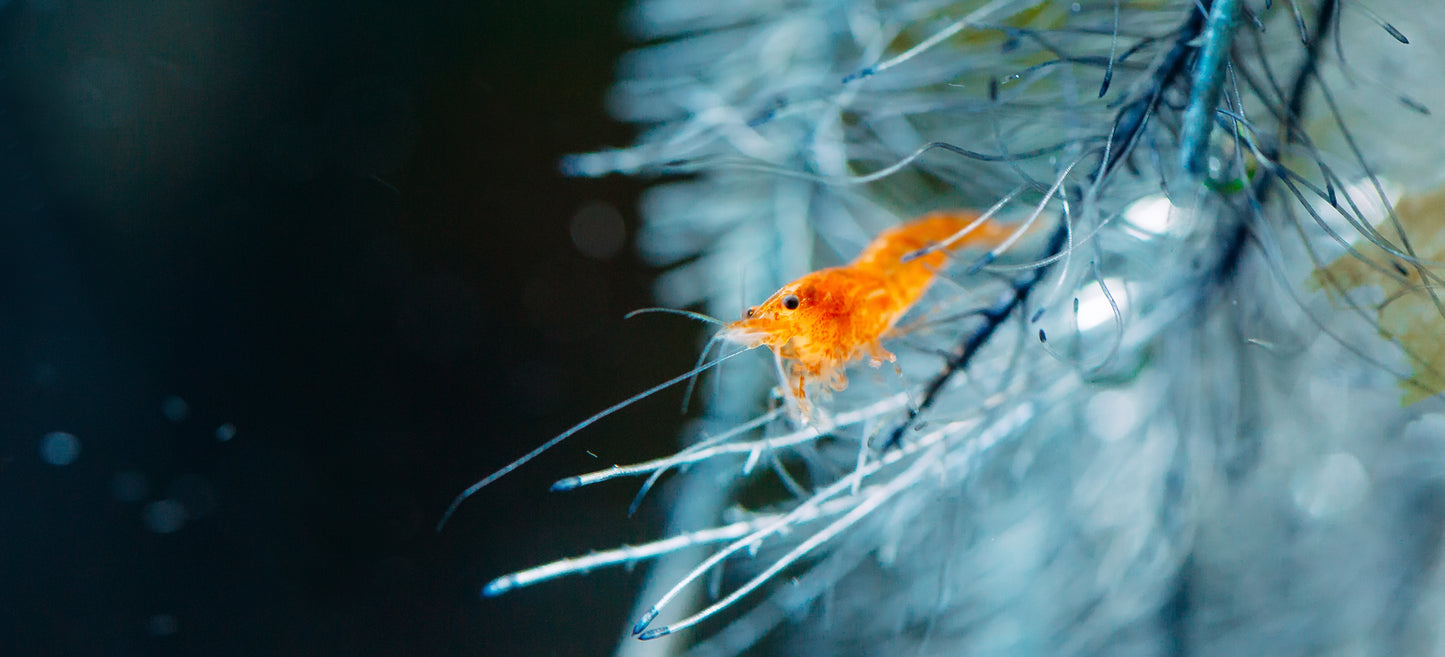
top-left (437, 211), bottom-right (1015, 529)
top-left (721, 212), bottom-right (1016, 402)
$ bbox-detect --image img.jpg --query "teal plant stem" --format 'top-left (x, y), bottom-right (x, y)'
top-left (1180, 0), bottom-right (1241, 176)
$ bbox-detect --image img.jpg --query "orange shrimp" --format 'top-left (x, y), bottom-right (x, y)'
top-left (721, 212), bottom-right (1015, 401)
top-left (436, 211), bottom-right (1016, 530)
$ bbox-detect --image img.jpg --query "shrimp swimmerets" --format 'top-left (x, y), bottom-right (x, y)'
top-left (437, 210), bottom-right (1018, 529)
top-left (721, 211), bottom-right (1017, 403)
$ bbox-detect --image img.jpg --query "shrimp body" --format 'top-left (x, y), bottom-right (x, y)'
top-left (437, 212), bottom-right (1014, 528)
top-left (722, 212), bottom-right (1014, 400)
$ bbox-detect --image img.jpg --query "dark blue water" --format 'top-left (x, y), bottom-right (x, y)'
top-left (0, 2), bottom-right (694, 655)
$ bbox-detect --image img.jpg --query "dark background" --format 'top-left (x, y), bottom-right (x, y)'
top-left (0, 1), bottom-right (697, 655)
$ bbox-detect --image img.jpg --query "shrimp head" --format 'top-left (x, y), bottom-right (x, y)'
top-left (722, 267), bottom-right (898, 399)
top-left (721, 211), bottom-right (1017, 402)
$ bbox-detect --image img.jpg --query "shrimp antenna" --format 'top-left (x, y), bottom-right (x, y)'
top-left (679, 331), bottom-right (727, 414)
top-left (623, 307), bottom-right (732, 412)
top-left (625, 307), bottom-right (726, 326)
top-left (436, 346), bottom-right (751, 531)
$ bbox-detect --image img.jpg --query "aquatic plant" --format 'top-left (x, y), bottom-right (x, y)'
top-left (490, 1), bottom-right (1445, 655)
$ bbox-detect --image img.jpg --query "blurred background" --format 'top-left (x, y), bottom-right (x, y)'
top-left (0, 1), bottom-right (696, 655)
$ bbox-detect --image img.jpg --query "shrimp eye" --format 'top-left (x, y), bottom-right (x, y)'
top-left (782, 294), bottom-right (800, 310)
top-left (745, 306), bottom-right (756, 319)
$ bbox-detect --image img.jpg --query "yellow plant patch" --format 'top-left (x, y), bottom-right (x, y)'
top-left (1310, 185), bottom-right (1445, 405)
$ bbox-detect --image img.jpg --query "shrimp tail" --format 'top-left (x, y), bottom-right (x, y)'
top-left (854, 212), bottom-right (1015, 270)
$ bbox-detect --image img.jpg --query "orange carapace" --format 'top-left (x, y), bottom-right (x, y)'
top-left (721, 211), bottom-right (1016, 401)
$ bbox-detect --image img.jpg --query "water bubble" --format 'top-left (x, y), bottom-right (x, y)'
top-left (1402, 414), bottom-right (1445, 442)
top-left (1085, 389), bottom-right (1143, 442)
top-left (146, 613), bottom-right (178, 637)
top-left (570, 202), bottom-right (627, 260)
top-left (1292, 452), bottom-right (1369, 520)
top-left (1122, 195), bottom-right (1180, 236)
top-left (39, 431), bottom-right (80, 466)
top-left (215, 423), bottom-right (237, 442)
top-left (1075, 277), bottom-right (1131, 332)
top-left (142, 499), bottom-right (187, 534)
top-left (161, 396), bottom-right (189, 423)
